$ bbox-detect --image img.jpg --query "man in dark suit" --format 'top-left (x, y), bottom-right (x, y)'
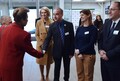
top-left (98, 2), bottom-right (120, 81)
top-left (42, 7), bottom-right (74, 81)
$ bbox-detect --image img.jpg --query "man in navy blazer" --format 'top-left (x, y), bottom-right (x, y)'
top-left (98, 2), bottom-right (120, 81)
top-left (42, 7), bottom-right (74, 81)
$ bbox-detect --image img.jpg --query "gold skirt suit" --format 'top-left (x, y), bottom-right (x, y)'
top-left (35, 18), bottom-right (53, 65)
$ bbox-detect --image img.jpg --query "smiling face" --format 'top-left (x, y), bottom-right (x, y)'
top-left (40, 9), bottom-right (48, 19)
top-left (40, 7), bottom-right (50, 20)
top-left (80, 9), bottom-right (92, 26)
top-left (53, 8), bottom-right (63, 22)
top-left (80, 12), bottom-right (90, 22)
top-left (108, 2), bottom-right (120, 21)
top-left (96, 15), bottom-right (101, 20)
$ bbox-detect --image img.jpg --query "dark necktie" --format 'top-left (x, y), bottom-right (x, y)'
top-left (109, 22), bottom-right (116, 36)
top-left (59, 23), bottom-right (64, 44)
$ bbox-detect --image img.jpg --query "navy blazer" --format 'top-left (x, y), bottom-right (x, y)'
top-left (42, 20), bottom-right (74, 58)
top-left (98, 19), bottom-right (120, 67)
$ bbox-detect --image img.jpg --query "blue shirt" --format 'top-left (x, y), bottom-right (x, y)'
top-left (75, 25), bottom-right (98, 55)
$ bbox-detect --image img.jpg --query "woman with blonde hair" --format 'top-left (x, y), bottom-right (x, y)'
top-left (75, 9), bottom-right (98, 81)
top-left (0, 16), bottom-right (12, 26)
top-left (0, 15), bottom-right (12, 38)
top-left (35, 6), bottom-right (53, 81)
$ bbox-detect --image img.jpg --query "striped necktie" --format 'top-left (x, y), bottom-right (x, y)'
top-left (109, 22), bottom-right (116, 36)
top-left (59, 23), bottom-right (64, 44)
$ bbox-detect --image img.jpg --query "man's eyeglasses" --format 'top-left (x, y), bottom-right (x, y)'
top-left (109, 8), bottom-right (120, 11)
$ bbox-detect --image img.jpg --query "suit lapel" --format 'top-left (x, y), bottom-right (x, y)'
top-left (114, 20), bottom-right (120, 30)
top-left (106, 20), bottom-right (112, 37)
top-left (63, 20), bottom-right (67, 35)
top-left (55, 22), bottom-right (61, 37)
top-left (107, 20), bottom-right (120, 39)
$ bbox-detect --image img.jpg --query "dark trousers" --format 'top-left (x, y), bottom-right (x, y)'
top-left (101, 59), bottom-right (120, 81)
top-left (53, 55), bottom-right (70, 81)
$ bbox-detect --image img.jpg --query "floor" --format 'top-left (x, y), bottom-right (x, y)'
top-left (23, 41), bottom-right (102, 81)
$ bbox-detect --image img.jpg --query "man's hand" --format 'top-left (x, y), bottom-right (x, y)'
top-left (99, 50), bottom-right (108, 61)
top-left (101, 54), bottom-right (109, 61)
top-left (99, 50), bottom-right (106, 57)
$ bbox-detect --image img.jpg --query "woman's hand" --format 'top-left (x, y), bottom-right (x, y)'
top-left (75, 49), bottom-right (80, 55)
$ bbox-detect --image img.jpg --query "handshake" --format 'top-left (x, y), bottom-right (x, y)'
top-left (40, 50), bottom-right (46, 57)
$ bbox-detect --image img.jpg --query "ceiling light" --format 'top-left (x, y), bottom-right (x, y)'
top-left (73, 0), bottom-right (82, 2)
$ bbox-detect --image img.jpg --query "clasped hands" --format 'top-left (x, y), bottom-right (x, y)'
top-left (74, 49), bottom-right (83, 59)
top-left (99, 50), bottom-right (109, 61)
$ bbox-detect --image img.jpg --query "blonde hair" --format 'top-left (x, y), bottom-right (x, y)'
top-left (40, 7), bottom-right (50, 17)
top-left (0, 16), bottom-right (12, 25)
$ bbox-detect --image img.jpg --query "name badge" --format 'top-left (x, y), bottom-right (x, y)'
top-left (113, 30), bottom-right (119, 35)
top-left (45, 25), bottom-right (49, 28)
top-left (84, 31), bottom-right (89, 35)
top-left (64, 24), bottom-right (66, 26)
top-left (65, 32), bottom-right (69, 36)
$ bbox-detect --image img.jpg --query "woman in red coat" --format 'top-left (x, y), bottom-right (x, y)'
top-left (0, 7), bottom-right (43, 81)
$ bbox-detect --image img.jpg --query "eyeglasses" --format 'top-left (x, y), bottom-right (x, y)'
top-left (109, 8), bottom-right (120, 11)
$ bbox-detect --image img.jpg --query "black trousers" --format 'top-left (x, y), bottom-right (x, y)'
top-left (101, 59), bottom-right (120, 81)
top-left (53, 55), bottom-right (70, 81)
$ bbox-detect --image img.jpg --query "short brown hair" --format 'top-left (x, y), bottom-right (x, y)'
top-left (54, 7), bottom-right (63, 14)
top-left (13, 7), bottom-right (29, 22)
top-left (114, 1), bottom-right (120, 10)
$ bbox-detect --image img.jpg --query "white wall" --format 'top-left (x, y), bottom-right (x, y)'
top-left (72, 2), bottom-right (104, 19)
top-left (0, 3), bottom-right (9, 16)
top-left (104, 2), bottom-right (111, 20)
top-left (0, 1), bottom-right (115, 34)
top-left (0, 2), bottom-right (110, 17)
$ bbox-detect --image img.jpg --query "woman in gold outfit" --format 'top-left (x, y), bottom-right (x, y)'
top-left (35, 7), bottom-right (53, 81)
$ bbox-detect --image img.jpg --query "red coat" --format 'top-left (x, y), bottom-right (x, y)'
top-left (0, 25), bottom-right (6, 40)
top-left (0, 25), bottom-right (6, 55)
top-left (0, 22), bottom-right (42, 70)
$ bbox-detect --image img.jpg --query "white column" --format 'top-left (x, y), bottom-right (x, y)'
top-left (98, 2), bottom-right (104, 20)
top-left (59, 0), bottom-right (64, 18)
top-left (59, 0), bottom-right (64, 10)
top-left (101, 2), bottom-right (104, 20)
top-left (36, 0), bottom-right (40, 18)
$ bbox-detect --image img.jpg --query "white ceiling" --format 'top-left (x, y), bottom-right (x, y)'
top-left (0, 0), bottom-right (117, 3)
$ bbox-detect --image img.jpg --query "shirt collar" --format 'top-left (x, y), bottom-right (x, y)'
top-left (112, 17), bottom-right (120, 25)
